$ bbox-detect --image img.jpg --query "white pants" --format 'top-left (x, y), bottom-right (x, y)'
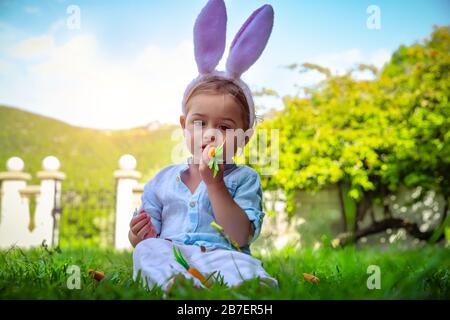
top-left (133, 238), bottom-right (278, 291)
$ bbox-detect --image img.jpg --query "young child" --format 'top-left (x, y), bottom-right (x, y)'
top-left (129, 0), bottom-right (277, 291)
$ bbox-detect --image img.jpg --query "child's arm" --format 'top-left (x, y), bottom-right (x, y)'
top-left (201, 145), bottom-right (263, 248)
top-left (128, 177), bottom-right (163, 247)
top-left (128, 211), bottom-right (157, 247)
top-left (206, 182), bottom-right (253, 247)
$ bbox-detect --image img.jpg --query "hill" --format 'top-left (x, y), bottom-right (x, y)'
top-left (0, 105), bottom-right (182, 190)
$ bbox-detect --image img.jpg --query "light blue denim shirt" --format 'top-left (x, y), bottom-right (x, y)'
top-left (138, 156), bottom-right (265, 255)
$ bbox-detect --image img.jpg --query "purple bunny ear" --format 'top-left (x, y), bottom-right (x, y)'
top-left (193, 0), bottom-right (227, 74)
top-left (226, 4), bottom-right (274, 78)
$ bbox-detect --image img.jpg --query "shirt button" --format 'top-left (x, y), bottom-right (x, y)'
top-left (176, 176), bottom-right (180, 182)
top-left (189, 201), bottom-right (196, 208)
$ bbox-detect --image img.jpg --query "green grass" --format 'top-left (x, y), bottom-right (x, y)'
top-left (1, 244), bottom-right (448, 299)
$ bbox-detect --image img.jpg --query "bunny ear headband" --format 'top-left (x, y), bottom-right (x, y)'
top-left (181, 0), bottom-right (274, 137)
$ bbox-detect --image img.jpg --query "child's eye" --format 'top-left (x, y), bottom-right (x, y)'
top-left (219, 125), bottom-right (231, 131)
top-left (193, 120), bottom-right (204, 126)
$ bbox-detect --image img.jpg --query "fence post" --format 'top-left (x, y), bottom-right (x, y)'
top-left (35, 156), bottom-right (65, 247)
top-left (132, 184), bottom-right (144, 214)
top-left (0, 157), bottom-right (32, 248)
top-left (114, 154), bottom-right (141, 250)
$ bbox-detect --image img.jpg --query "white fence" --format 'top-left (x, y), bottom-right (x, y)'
top-left (0, 154), bottom-right (145, 250)
top-left (0, 156), bottom-right (65, 249)
top-left (0, 154), bottom-right (292, 251)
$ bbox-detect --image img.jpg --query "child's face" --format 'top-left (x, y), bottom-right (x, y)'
top-left (180, 92), bottom-right (249, 164)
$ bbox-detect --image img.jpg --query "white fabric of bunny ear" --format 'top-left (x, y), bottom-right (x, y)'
top-left (181, 0), bottom-right (275, 138)
top-left (193, 0), bottom-right (227, 75)
top-left (225, 4), bottom-right (274, 79)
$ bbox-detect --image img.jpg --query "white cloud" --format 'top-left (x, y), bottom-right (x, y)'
top-left (48, 19), bottom-right (66, 35)
top-left (0, 59), bottom-right (14, 74)
top-left (31, 34), bottom-right (97, 75)
top-left (275, 48), bottom-right (391, 89)
top-left (1, 23), bottom-right (393, 129)
top-left (314, 48), bottom-right (363, 74)
top-left (0, 22), bottom-right (26, 50)
top-left (369, 48), bottom-right (391, 69)
top-left (244, 49), bottom-right (367, 104)
top-left (8, 35), bottom-right (55, 59)
top-left (309, 48), bottom-right (392, 77)
top-left (242, 47), bottom-right (393, 115)
top-left (1, 33), bottom-right (196, 129)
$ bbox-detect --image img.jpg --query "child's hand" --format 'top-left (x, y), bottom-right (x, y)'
top-left (199, 144), bottom-right (225, 186)
top-left (129, 211), bottom-right (157, 247)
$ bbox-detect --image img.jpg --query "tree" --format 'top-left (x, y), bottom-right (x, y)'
top-left (250, 26), bottom-right (450, 245)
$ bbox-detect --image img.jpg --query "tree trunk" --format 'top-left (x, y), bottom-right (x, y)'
top-left (337, 217), bottom-right (446, 245)
top-left (337, 182), bottom-right (347, 232)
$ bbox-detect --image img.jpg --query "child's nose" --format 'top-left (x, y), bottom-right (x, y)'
top-left (203, 129), bottom-right (217, 143)
top-left (203, 135), bottom-right (215, 144)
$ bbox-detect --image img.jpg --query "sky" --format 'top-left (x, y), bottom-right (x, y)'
top-left (0, 0), bottom-right (449, 129)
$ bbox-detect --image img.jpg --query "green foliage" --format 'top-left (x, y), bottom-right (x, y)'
top-left (58, 189), bottom-right (116, 248)
top-left (252, 26), bottom-right (450, 221)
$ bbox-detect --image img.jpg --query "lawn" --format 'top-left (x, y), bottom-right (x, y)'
top-left (0, 243), bottom-right (448, 299)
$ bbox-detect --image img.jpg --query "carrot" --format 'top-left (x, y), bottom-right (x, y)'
top-left (208, 147), bottom-right (216, 159)
top-left (210, 221), bottom-right (241, 252)
top-left (173, 246), bottom-right (211, 288)
top-left (303, 273), bottom-right (319, 283)
top-left (210, 221), bottom-right (224, 232)
top-left (188, 267), bottom-right (211, 287)
top-left (207, 138), bottom-right (227, 178)
top-left (88, 269), bottom-right (105, 281)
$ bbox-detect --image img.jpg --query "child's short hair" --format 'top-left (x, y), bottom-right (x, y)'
top-left (184, 75), bottom-right (251, 131)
